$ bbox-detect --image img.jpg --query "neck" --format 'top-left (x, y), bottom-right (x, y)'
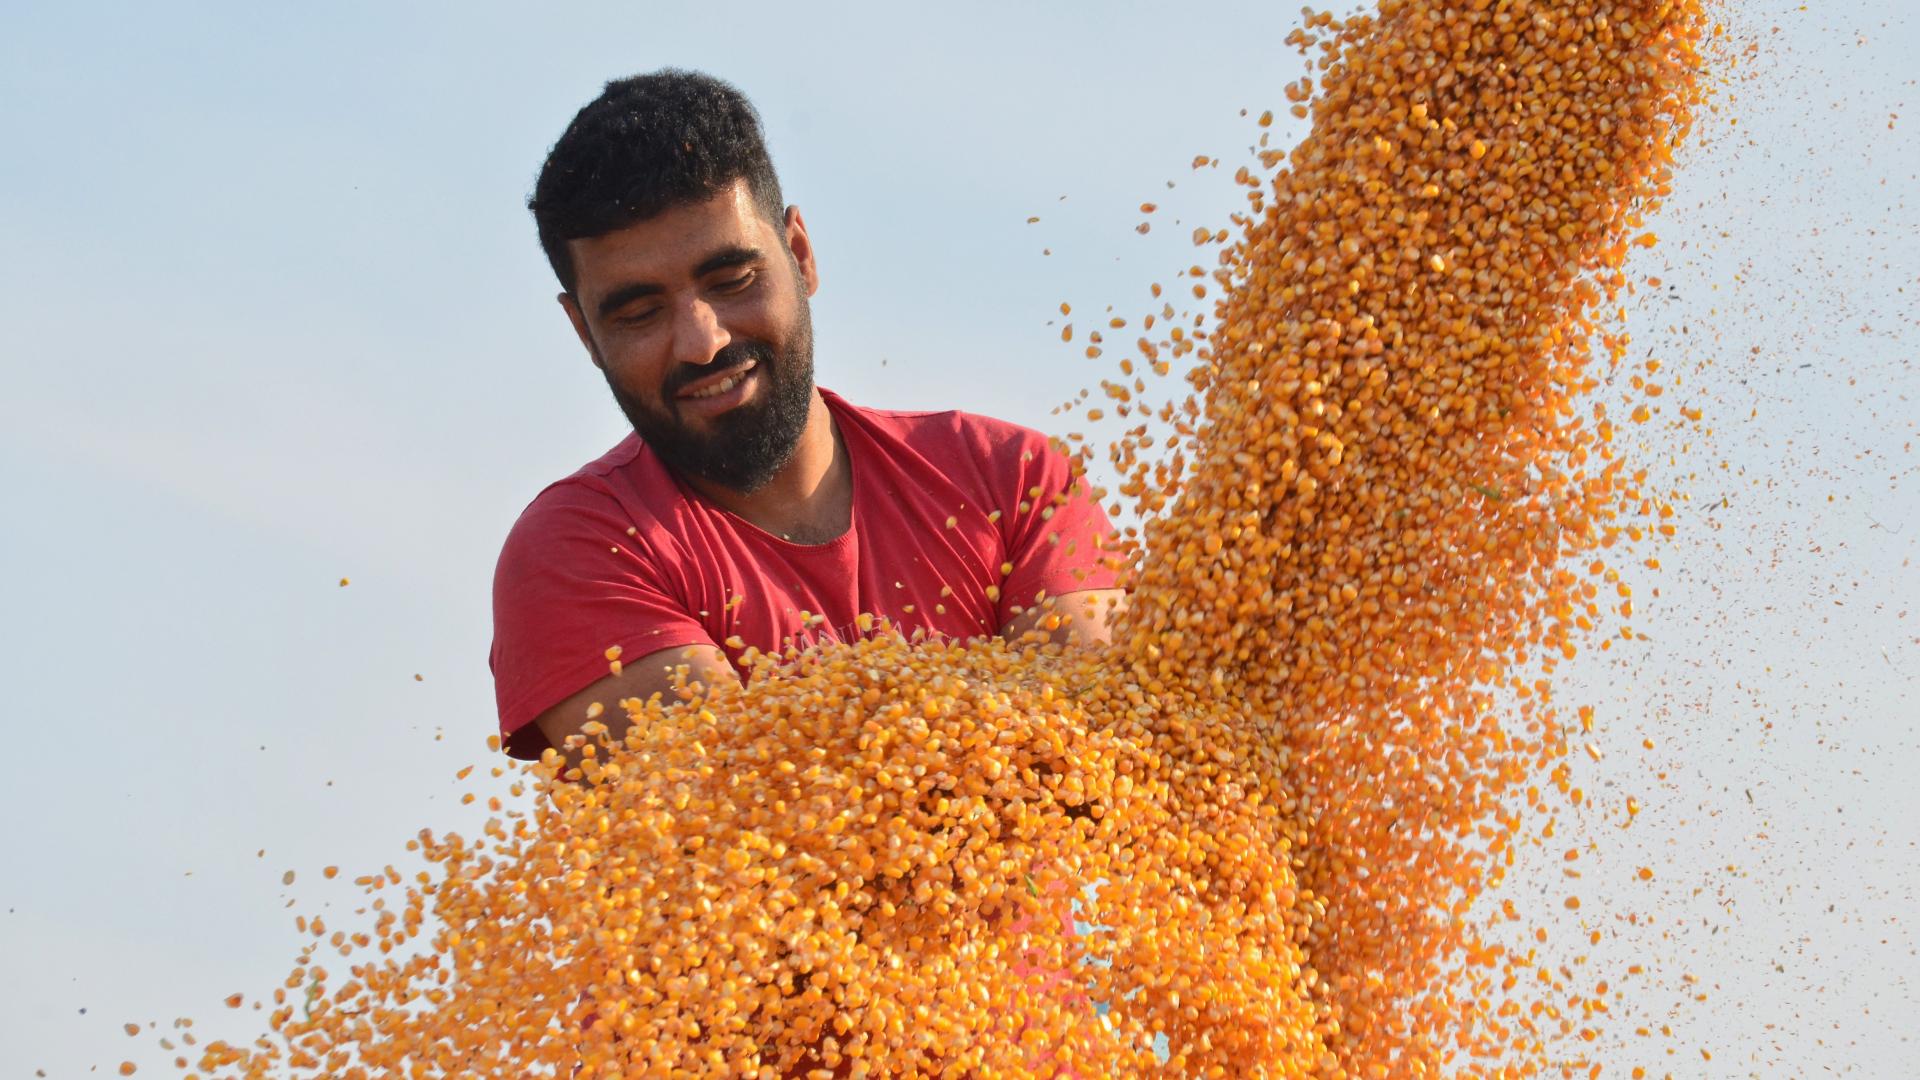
top-left (682, 391), bottom-right (850, 543)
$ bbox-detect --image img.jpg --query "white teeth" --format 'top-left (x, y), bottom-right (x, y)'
top-left (686, 370), bottom-right (748, 400)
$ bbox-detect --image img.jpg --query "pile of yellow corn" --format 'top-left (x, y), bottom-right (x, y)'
top-left (173, 2), bottom-right (1709, 1076)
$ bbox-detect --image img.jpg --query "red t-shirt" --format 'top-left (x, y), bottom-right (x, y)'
top-left (490, 389), bottom-right (1121, 757)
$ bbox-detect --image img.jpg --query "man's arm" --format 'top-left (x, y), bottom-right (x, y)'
top-left (999, 588), bottom-right (1129, 649)
top-left (531, 582), bottom-right (1123, 769)
top-left (530, 643), bottom-right (737, 771)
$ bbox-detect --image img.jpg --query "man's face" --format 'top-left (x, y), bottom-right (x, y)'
top-left (560, 180), bottom-right (820, 493)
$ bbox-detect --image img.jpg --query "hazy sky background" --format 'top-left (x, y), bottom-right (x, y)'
top-left (2, 2), bottom-right (1914, 1076)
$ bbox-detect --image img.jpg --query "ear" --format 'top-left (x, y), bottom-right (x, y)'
top-left (783, 206), bottom-right (820, 297)
top-left (558, 292), bottom-right (605, 370)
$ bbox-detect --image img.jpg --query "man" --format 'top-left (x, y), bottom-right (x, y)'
top-left (491, 70), bottom-right (1126, 761)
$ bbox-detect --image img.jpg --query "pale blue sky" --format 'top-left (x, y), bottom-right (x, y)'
top-left (2, 2), bottom-right (1914, 1076)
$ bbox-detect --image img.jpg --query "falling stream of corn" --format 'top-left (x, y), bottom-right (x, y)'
top-left (161, 2), bottom-right (1711, 1076)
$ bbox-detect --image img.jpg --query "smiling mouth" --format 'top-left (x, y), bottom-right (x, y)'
top-left (678, 359), bottom-right (757, 401)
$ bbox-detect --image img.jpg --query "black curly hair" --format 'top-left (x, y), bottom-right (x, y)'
top-left (530, 70), bottom-right (786, 295)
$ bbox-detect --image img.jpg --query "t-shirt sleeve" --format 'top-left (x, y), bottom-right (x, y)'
top-left (489, 484), bottom-right (715, 756)
top-left (993, 429), bottom-right (1124, 628)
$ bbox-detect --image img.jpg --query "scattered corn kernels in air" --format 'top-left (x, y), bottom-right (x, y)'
top-left (163, 1), bottom-right (1710, 1076)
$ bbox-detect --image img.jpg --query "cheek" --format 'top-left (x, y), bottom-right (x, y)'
top-left (735, 276), bottom-right (803, 343)
top-left (598, 336), bottom-right (670, 389)
top-left (600, 358), bottom-right (670, 412)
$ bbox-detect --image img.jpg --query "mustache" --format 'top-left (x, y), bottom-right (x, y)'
top-left (665, 342), bottom-right (774, 398)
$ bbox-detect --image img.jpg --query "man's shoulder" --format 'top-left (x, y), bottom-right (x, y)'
top-left (827, 389), bottom-right (1054, 458)
top-left (499, 434), bottom-right (653, 547)
top-left (556, 432), bottom-right (650, 488)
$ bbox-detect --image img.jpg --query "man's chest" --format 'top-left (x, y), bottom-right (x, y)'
top-left (657, 492), bottom-right (1014, 666)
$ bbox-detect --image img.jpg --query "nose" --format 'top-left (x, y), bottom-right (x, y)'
top-left (669, 297), bottom-right (732, 369)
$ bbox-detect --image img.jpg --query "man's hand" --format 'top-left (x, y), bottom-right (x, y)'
top-left (998, 588), bottom-right (1128, 649)
top-left (529, 643), bottom-right (737, 770)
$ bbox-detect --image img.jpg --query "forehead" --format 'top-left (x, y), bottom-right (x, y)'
top-left (568, 181), bottom-right (773, 295)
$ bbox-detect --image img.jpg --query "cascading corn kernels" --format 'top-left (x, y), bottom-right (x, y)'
top-left (178, 2), bottom-right (1709, 1076)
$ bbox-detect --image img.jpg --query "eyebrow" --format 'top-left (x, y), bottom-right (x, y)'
top-left (594, 245), bottom-right (766, 320)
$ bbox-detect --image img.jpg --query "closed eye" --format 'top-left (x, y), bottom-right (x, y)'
top-left (712, 272), bottom-right (757, 294)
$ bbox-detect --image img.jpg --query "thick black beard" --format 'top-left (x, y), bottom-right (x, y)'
top-left (605, 306), bottom-right (816, 495)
